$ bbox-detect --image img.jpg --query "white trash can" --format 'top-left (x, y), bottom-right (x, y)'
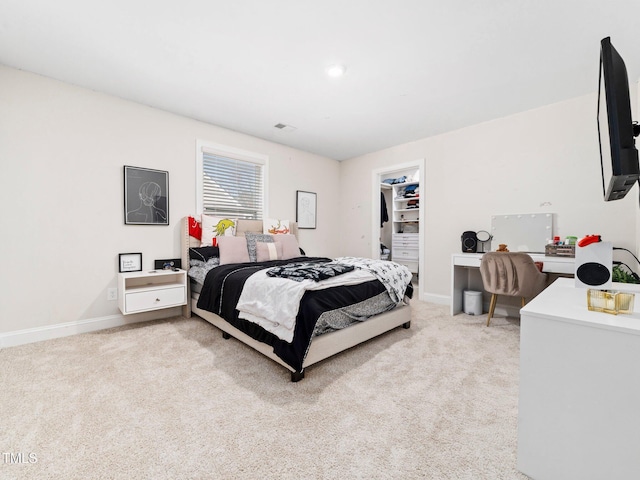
top-left (463, 290), bottom-right (483, 315)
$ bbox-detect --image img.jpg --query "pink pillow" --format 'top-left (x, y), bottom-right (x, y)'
top-left (256, 241), bottom-right (283, 262)
top-left (218, 236), bottom-right (250, 265)
top-left (273, 234), bottom-right (301, 260)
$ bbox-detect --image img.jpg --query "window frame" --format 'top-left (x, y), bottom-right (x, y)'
top-left (195, 140), bottom-right (269, 219)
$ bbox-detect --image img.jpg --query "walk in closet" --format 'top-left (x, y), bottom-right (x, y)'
top-left (380, 168), bottom-right (421, 276)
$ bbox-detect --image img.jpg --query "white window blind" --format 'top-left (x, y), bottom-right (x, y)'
top-left (201, 150), bottom-right (265, 220)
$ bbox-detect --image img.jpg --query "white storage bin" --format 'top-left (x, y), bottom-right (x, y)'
top-left (463, 290), bottom-right (483, 316)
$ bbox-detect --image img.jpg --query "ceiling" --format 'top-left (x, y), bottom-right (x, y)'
top-left (1, 1), bottom-right (640, 161)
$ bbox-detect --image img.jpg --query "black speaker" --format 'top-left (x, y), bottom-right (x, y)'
top-left (575, 241), bottom-right (612, 289)
top-left (461, 231), bottom-right (478, 253)
top-left (154, 258), bottom-right (182, 270)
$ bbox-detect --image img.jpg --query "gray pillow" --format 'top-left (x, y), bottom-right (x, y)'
top-left (244, 232), bottom-right (274, 262)
top-left (188, 257), bottom-right (220, 285)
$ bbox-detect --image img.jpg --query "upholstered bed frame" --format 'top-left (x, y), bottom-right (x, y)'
top-left (180, 216), bottom-right (411, 381)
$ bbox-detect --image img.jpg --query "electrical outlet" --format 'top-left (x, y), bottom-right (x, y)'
top-left (107, 288), bottom-right (118, 301)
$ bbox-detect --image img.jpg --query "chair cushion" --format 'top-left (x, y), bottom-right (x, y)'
top-left (479, 252), bottom-right (547, 298)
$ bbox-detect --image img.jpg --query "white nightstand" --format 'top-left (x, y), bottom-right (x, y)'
top-left (118, 269), bottom-right (187, 315)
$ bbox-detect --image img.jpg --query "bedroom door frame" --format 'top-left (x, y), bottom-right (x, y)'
top-left (371, 159), bottom-right (425, 301)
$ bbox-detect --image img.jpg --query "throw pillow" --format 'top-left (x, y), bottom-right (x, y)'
top-left (188, 246), bottom-right (220, 262)
top-left (201, 214), bottom-right (237, 247)
top-left (263, 218), bottom-right (290, 235)
top-left (256, 241), bottom-right (283, 262)
top-left (273, 234), bottom-right (302, 260)
top-left (188, 216), bottom-right (202, 240)
top-left (244, 232), bottom-right (274, 262)
top-left (218, 236), bottom-right (250, 265)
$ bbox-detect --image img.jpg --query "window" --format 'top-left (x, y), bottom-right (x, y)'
top-left (196, 141), bottom-right (268, 219)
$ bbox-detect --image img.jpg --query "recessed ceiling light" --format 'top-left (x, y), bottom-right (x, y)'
top-left (326, 64), bottom-right (346, 77)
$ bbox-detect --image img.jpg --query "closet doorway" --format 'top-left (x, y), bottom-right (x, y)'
top-left (372, 159), bottom-right (425, 301)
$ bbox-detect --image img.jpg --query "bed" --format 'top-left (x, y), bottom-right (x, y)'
top-left (180, 216), bottom-right (412, 381)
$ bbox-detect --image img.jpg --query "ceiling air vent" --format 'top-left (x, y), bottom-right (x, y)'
top-left (274, 123), bottom-right (297, 132)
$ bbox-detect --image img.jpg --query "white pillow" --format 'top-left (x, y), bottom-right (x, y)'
top-left (273, 234), bottom-right (302, 260)
top-left (201, 214), bottom-right (237, 246)
top-left (263, 218), bottom-right (290, 235)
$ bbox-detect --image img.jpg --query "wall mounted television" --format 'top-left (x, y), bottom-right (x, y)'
top-left (598, 36), bottom-right (640, 201)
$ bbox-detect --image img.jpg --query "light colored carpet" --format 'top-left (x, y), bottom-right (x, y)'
top-left (1, 301), bottom-right (529, 480)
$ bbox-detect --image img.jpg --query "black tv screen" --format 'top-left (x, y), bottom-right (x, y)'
top-left (597, 37), bottom-right (640, 201)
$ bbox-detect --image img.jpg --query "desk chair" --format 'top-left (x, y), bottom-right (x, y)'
top-left (479, 252), bottom-right (547, 326)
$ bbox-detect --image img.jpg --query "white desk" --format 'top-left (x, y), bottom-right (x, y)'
top-left (450, 253), bottom-right (575, 315)
top-left (518, 278), bottom-right (640, 480)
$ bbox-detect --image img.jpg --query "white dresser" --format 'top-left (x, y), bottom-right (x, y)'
top-left (392, 233), bottom-right (419, 273)
top-left (518, 277), bottom-right (640, 479)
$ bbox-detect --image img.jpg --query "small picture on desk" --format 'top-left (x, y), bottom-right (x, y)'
top-left (119, 253), bottom-right (142, 272)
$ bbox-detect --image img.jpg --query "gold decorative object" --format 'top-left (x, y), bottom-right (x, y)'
top-left (587, 289), bottom-right (635, 315)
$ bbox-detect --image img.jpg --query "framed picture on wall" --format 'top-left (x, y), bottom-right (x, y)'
top-left (124, 166), bottom-right (169, 225)
top-left (296, 190), bottom-right (317, 229)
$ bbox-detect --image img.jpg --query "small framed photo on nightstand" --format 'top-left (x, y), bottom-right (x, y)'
top-left (119, 253), bottom-right (142, 272)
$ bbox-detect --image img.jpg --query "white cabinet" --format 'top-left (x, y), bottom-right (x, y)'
top-left (518, 278), bottom-right (640, 479)
top-left (389, 180), bottom-right (419, 274)
top-left (392, 233), bottom-right (419, 273)
top-left (118, 269), bottom-right (187, 315)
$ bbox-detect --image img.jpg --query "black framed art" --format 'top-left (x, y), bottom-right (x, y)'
top-left (124, 166), bottom-right (169, 225)
top-left (119, 253), bottom-right (142, 272)
top-left (296, 190), bottom-right (317, 229)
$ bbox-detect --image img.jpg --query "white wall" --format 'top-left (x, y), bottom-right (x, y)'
top-left (340, 93), bottom-right (639, 302)
top-left (0, 65), bottom-right (340, 337)
top-left (2, 63), bottom-right (638, 342)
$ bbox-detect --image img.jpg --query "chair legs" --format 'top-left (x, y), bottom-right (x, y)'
top-left (486, 295), bottom-right (527, 326)
top-left (487, 293), bottom-right (498, 327)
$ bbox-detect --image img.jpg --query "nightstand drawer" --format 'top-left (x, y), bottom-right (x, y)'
top-left (124, 286), bottom-right (186, 313)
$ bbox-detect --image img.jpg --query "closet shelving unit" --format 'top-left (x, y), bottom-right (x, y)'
top-left (392, 181), bottom-right (420, 231)
top-left (381, 180), bottom-right (420, 274)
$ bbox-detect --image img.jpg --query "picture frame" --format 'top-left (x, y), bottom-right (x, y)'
top-left (296, 190), bottom-right (317, 229)
top-left (119, 253), bottom-right (142, 273)
top-left (124, 166), bottom-right (169, 225)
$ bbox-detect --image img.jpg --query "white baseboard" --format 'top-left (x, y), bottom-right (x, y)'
top-left (421, 292), bottom-right (450, 306)
top-left (489, 304), bottom-right (521, 319)
top-left (0, 308), bottom-right (180, 349)
top-left (422, 293), bottom-right (520, 319)
top-left (0, 294), bottom-right (520, 349)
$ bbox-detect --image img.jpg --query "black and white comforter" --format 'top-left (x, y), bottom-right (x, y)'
top-left (196, 257), bottom-right (412, 372)
top-left (236, 262), bottom-right (376, 342)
